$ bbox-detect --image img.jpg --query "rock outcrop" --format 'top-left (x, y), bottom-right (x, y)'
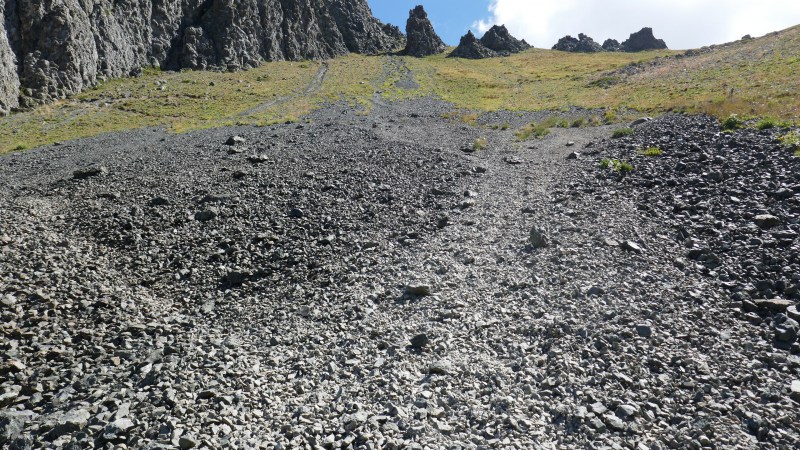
top-left (449, 31), bottom-right (496, 59)
top-left (0, 2), bottom-right (19, 115)
top-left (552, 33), bottom-right (603, 53)
top-left (403, 5), bottom-right (446, 57)
top-left (602, 39), bottom-right (621, 52)
top-left (621, 27), bottom-right (668, 52)
top-left (0, 0), bottom-right (399, 111)
top-left (381, 23), bottom-right (407, 50)
top-left (479, 25), bottom-right (530, 55)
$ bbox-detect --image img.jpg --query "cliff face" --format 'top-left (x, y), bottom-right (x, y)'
top-left (0, 2), bottom-right (19, 115)
top-left (0, 0), bottom-right (398, 113)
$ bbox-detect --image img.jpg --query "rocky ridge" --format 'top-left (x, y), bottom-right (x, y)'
top-left (0, 0), bottom-right (400, 113)
top-left (403, 5), bottom-right (446, 57)
top-left (479, 25), bottom-right (530, 55)
top-left (552, 33), bottom-right (604, 53)
top-left (448, 31), bottom-right (497, 59)
top-left (553, 28), bottom-right (668, 53)
top-left (622, 27), bottom-right (668, 52)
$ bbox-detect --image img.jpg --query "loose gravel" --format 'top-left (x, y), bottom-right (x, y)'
top-left (1, 101), bottom-right (798, 449)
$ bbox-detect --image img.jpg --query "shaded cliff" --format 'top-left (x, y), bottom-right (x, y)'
top-left (0, 0), bottom-right (399, 114)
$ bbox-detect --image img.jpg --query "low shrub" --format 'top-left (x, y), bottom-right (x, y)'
top-left (514, 123), bottom-right (550, 140)
top-left (472, 137), bottom-right (488, 151)
top-left (612, 128), bottom-right (634, 138)
top-left (639, 147), bottom-right (663, 156)
top-left (721, 114), bottom-right (743, 131)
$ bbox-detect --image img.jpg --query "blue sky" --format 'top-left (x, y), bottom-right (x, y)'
top-left (369, 1), bottom-right (485, 46)
top-left (367, 1), bottom-right (800, 50)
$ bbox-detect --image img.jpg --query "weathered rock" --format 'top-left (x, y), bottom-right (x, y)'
top-left (403, 5), bottom-right (446, 57)
top-left (602, 39), bottom-right (621, 52)
top-left (73, 166), bottom-right (108, 179)
top-left (225, 135), bottom-right (245, 146)
top-left (0, 1), bottom-right (18, 116)
top-left (406, 283), bottom-right (432, 296)
top-left (529, 227), bottom-right (549, 248)
top-left (479, 25), bottom-right (530, 55)
top-left (195, 208), bottom-right (218, 222)
top-left (410, 333), bottom-right (430, 349)
top-left (621, 27), bottom-right (668, 52)
top-left (552, 33), bottom-right (603, 53)
top-left (1, 0), bottom-right (400, 107)
top-left (755, 298), bottom-right (795, 313)
top-left (791, 380), bottom-right (800, 403)
top-left (754, 214), bottom-right (781, 229)
top-left (448, 31), bottom-right (496, 59)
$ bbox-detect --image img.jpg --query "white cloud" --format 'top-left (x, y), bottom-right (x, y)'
top-left (472, 0), bottom-right (800, 49)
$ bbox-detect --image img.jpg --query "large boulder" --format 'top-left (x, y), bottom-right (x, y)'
top-left (621, 27), bottom-right (668, 52)
top-left (403, 5), bottom-right (446, 57)
top-left (0, 0), bottom-right (401, 109)
top-left (552, 33), bottom-right (603, 53)
top-left (449, 31), bottom-right (496, 59)
top-left (479, 24), bottom-right (530, 55)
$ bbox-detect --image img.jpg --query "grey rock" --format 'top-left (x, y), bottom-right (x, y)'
top-left (47, 409), bottom-right (91, 438)
top-left (791, 380), bottom-right (800, 403)
top-left (754, 214), bottom-right (781, 229)
top-left (179, 436), bottom-right (198, 449)
top-left (567, 151), bottom-right (580, 160)
top-left (480, 25), bottom-right (530, 55)
top-left (406, 283), bottom-right (432, 296)
top-left (289, 207), bottom-right (304, 218)
top-left (448, 31), bottom-right (496, 59)
top-left (620, 240), bottom-right (643, 253)
top-left (630, 117), bottom-right (652, 126)
top-left (774, 314), bottom-right (798, 343)
top-left (73, 166), bottom-right (108, 179)
top-left (589, 402), bottom-right (607, 415)
top-left (788, 305), bottom-right (800, 322)
top-left (194, 208), bottom-right (218, 222)
top-left (604, 413), bottom-right (626, 431)
top-left (635, 324), bottom-right (653, 337)
top-left (621, 27), bottom-right (668, 52)
top-left (0, 412), bottom-right (26, 445)
top-left (0, 1), bottom-right (18, 116)
top-left (403, 6), bottom-right (446, 57)
top-left (755, 298), bottom-right (795, 313)
top-left (428, 360), bottom-right (455, 375)
top-left (103, 418), bottom-right (135, 440)
top-left (410, 333), bottom-right (430, 349)
top-left (553, 33), bottom-right (603, 53)
top-left (149, 196), bottom-right (171, 207)
top-left (529, 227), bottom-right (549, 248)
top-left (602, 38), bottom-right (620, 52)
top-left (225, 135), bottom-right (245, 146)
top-left (615, 404), bottom-right (639, 420)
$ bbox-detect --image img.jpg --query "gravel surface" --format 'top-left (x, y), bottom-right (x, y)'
top-left (1, 100), bottom-right (799, 449)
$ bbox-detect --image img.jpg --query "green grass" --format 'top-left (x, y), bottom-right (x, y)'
top-left (472, 137), bottom-right (488, 151)
top-left (601, 158), bottom-right (634, 172)
top-left (721, 115), bottom-right (744, 131)
top-left (639, 147), bottom-right (663, 156)
top-left (756, 117), bottom-right (778, 129)
top-left (3, 24), bottom-right (800, 153)
top-left (514, 122), bottom-right (551, 140)
top-left (779, 130), bottom-right (800, 148)
top-left (612, 127), bottom-right (634, 138)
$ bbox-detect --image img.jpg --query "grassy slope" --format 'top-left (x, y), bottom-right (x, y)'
top-left (1, 25), bottom-right (798, 153)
